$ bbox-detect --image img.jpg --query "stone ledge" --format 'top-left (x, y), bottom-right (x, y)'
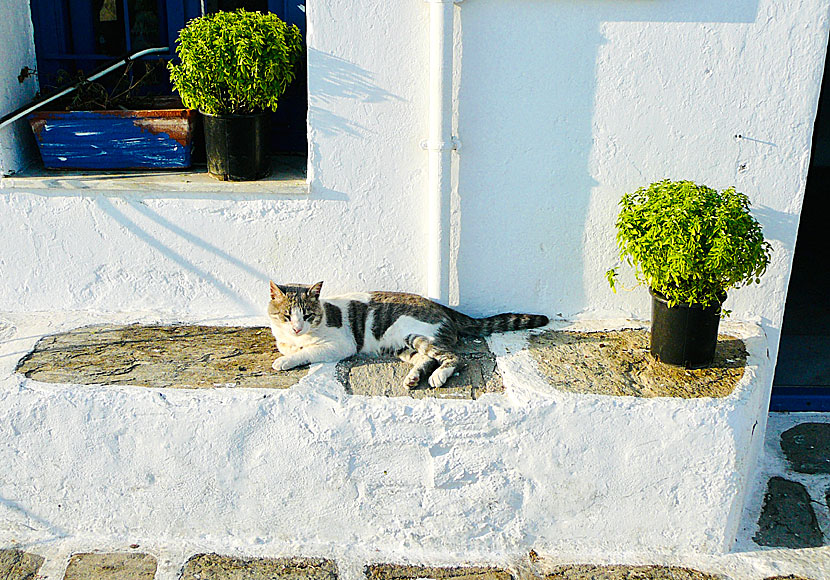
top-left (365, 564), bottom-right (511, 580)
top-left (0, 155), bottom-right (307, 196)
top-left (0, 549), bottom-right (44, 580)
top-left (15, 324), bottom-right (308, 389)
top-left (64, 552), bottom-right (157, 580)
top-left (543, 565), bottom-right (720, 579)
top-left (337, 337), bottom-right (503, 400)
top-left (181, 554), bottom-right (338, 580)
top-left (527, 329), bottom-right (746, 398)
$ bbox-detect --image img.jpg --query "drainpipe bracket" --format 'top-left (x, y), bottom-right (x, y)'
top-left (421, 137), bottom-right (460, 152)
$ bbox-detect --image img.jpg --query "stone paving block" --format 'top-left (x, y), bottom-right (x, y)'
top-left (64, 552), bottom-right (157, 580)
top-left (753, 477), bottom-right (824, 548)
top-left (181, 554), bottom-right (338, 580)
top-left (780, 422), bottom-right (830, 474)
top-left (365, 564), bottom-right (511, 580)
top-left (528, 329), bottom-right (746, 397)
top-left (763, 576), bottom-right (816, 580)
top-left (0, 549), bottom-right (44, 580)
top-left (338, 337), bottom-right (503, 400)
top-left (15, 324), bottom-right (308, 389)
top-left (543, 565), bottom-right (720, 579)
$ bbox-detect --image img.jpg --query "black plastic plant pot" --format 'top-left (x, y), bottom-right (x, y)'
top-left (649, 288), bottom-right (724, 369)
top-left (202, 111), bottom-right (269, 181)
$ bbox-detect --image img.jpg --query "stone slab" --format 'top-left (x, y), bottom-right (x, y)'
top-left (64, 553), bottom-right (157, 580)
top-left (0, 549), bottom-right (44, 580)
top-left (365, 564), bottom-right (511, 580)
top-left (780, 422), bottom-right (830, 474)
top-left (528, 329), bottom-right (746, 398)
top-left (338, 337), bottom-right (503, 399)
top-left (753, 477), bottom-right (824, 548)
top-left (15, 324), bottom-right (308, 389)
top-left (543, 565), bottom-right (719, 579)
top-left (181, 554), bottom-right (338, 580)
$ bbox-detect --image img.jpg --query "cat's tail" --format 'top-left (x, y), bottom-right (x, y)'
top-left (449, 311), bottom-right (549, 337)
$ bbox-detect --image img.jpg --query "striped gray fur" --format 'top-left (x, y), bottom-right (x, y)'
top-left (369, 292), bottom-right (445, 340)
top-left (348, 300), bottom-right (368, 352)
top-left (324, 302), bottom-right (343, 328)
top-left (269, 281), bottom-right (548, 389)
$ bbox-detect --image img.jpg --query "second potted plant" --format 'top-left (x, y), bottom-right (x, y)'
top-left (607, 180), bottom-right (772, 368)
top-left (168, 9), bottom-right (303, 181)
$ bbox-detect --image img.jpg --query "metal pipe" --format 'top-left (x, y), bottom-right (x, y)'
top-left (424, 0), bottom-right (458, 304)
top-left (0, 46), bottom-right (169, 131)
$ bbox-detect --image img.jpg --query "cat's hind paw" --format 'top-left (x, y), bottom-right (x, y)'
top-left (403, 369), bottom-right (421, 389)
top-left (428, 365), bottom-right (455, 388)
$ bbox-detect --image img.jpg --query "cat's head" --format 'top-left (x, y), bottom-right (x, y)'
top-left (268, 281), bottom-right (324, 337)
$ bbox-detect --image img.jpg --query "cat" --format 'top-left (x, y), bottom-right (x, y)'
top-left (268, 281), bottom-right (549, 389)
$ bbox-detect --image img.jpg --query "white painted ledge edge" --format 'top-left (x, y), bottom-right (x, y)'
top-left (0, 312), bottom-right (771, 562)
top-left (0, 156), bottom-right (308, 195)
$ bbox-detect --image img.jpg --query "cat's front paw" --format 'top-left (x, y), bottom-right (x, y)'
top-left (277, 341), bottom-right (301, 355)
top-left (273, 355), bottom-right (303, 371)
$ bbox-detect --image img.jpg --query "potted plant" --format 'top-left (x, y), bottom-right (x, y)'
top-left (168, 9), bottom-right (303, 181)
top-left (28, 62), bottom-right (197, 170)
top-left (606, 180), bottom-right (772, 368)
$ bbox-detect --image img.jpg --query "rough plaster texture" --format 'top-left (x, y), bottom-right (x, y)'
top-left (0, 1), bottom-right (38, 175)
top-left (0, 314), bottom-right (772, 563)
top-left (0, 0), bottom-right (827, 573)
top-left (0, 1), bottom-right (824, 338)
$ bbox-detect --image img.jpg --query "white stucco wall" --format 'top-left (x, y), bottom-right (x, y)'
top-left (0, 1), bottom-right (825, 346)
top-left (0, 1), bottom-right (38, 175)
top-left (0, 0), bottom-right (828, 565)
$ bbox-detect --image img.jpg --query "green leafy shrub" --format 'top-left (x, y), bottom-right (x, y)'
top-left (606, 180), bottom-right (771, 308)
top-left (168, 9), bottom-right (303, 115)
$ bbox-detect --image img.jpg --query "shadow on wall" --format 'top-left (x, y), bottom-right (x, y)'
top-left (308, 49), bottom-right (405, 139)
top-left (454, 0), bottom-right (759, 317)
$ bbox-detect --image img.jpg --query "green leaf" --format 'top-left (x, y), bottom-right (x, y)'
top-left (168, 9), bottom-right (304, 114)
top-left (607, 180), bottom-right (771, 307)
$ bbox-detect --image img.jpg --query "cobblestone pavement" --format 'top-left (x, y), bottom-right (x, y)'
top-left (1, 555), bottom-right (757, 580)
top-left (749, 414), bottom-right (830, 550)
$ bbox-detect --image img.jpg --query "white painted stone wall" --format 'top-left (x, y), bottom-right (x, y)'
top-left (0, 314), bottom-right (773, 561)
top-left (0, 0), bottom-right (38, 175)
top-left (0, 1), bottom-right (826, 356)
top-left (0, 0), bottom-right (828, 564)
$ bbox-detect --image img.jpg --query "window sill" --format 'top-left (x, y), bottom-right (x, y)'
top-left (0, 155), bottom-right (308, 195)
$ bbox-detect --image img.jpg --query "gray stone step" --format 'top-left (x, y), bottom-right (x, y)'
top-left (15, 324), bottom-right (308, 389)
top-left (542, 565), bottom-right (720, 579)
top-left (63, 553), bottom-right (157, 580)
top-left (781, 422), bottom-right (830, 474)
top-left (181, 554), bottom-right (338, 580)
top-left (753, 477), bottom-right (824, 548)
top-left (527, 329), bottom-right (746, 398)
top-left (0, 549), bottom-right (44, 580)
top-left (364, 564), bottom-right (511, 580)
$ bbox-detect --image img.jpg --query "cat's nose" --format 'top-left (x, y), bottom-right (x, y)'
top-left (293, 327), bottom-right (302, 334)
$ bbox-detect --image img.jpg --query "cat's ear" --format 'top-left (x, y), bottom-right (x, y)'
top-left (308, 281), bottom-right (323, 298)
top-left (270, 281), bottom-right (286, 300)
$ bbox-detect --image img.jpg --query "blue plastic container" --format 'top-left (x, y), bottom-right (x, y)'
top-left (28, 108), bottom-right (196, 170)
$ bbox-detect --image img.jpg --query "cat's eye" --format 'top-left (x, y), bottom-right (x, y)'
top-left (303, 313), bottom-right (312, 321)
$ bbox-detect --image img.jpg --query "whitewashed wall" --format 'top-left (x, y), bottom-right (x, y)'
top-left (0, 0), bottom-right (828, 348)
top-left (0, 0), bottom-right (38, 175)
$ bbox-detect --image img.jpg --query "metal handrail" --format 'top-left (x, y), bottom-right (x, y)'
top-left (0, 46), bottom-right (169, 131)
